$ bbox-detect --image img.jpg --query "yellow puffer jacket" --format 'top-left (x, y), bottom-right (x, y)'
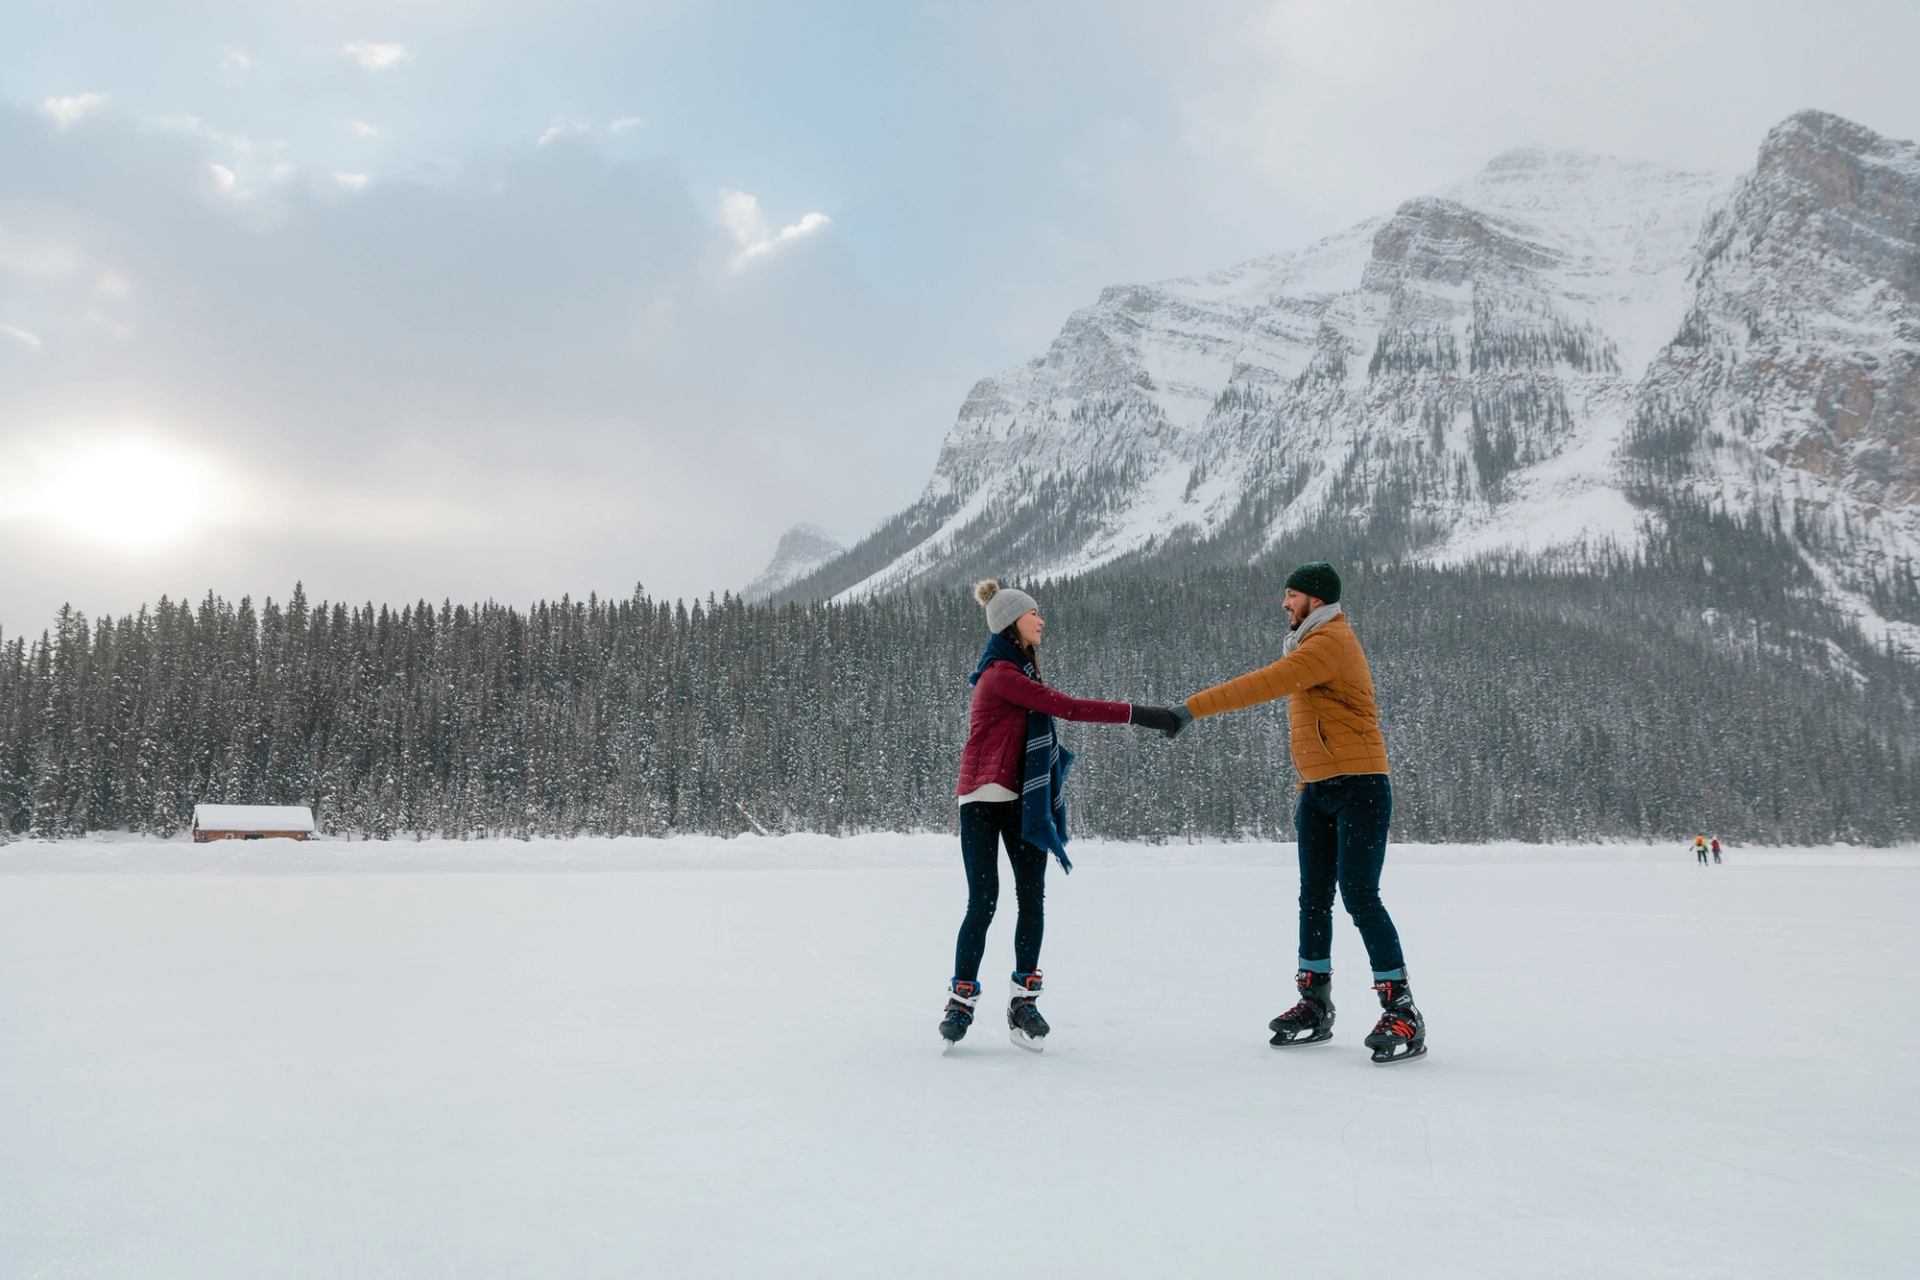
top-left (1184, 613), bottom-right (1390, 785)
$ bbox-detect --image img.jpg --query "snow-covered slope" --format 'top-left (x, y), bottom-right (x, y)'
top-left (740, 523), bottom-right (844, 601)
top-left (794, 111), bottom-right (1918, 651)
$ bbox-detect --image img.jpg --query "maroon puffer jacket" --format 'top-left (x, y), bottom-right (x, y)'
top-left (954, 660), bottom-right (1131, 796)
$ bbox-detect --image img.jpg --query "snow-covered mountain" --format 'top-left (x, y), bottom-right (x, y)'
top-left (1628, 111), bottom-right (1920, 641)
top-left (741, 523), bottom-right (845, 601)
top-left (784, 110), bottom-right (1919, 650)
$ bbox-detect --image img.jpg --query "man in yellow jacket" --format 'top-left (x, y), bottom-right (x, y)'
top-left (1173, 562), bottom-right (1425, 1064)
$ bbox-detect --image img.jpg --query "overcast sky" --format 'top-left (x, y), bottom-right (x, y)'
top-left (4, 0), bottom-right (1919, 637)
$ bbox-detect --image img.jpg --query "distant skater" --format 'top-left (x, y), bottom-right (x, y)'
top-left (1171, 562), bottom-right (1426, 1064)
top-left (1711, 837), bottom-right (1723, 865)
top-left (939, 579), bottom-right (1186, 1051)
top-left (1694, 836), bottom-right (1709, 867)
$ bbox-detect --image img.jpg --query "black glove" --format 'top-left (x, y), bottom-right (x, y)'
top-left (1129, 705), bottom-right (1191, 739)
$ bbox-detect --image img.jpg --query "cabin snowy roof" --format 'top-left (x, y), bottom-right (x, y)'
top-left (192, 804), bottom-right (316, 833)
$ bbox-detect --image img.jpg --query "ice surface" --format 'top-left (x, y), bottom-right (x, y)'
top-left (3, 833), bottom-right (1916, 1278)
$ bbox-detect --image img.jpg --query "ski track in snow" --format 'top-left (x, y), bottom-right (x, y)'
top-left (1, 833), bottom-right (1916, 1279)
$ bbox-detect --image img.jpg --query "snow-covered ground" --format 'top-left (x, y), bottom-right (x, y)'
top-left (3, 834), bottom-right (1916, 1279)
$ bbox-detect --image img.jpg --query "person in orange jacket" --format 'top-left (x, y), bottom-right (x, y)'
top-left (1171, 562), bottom-right (1424, 1064)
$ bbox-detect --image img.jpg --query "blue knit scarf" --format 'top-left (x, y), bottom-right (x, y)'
top-left (969, 633), bottom-right (1076, 873)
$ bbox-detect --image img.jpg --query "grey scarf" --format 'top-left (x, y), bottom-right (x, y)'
top-left (1283, 602), bottom-right (1344, 655)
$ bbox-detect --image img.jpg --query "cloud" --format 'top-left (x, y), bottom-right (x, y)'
top-left (1, 323), bottom-right (42, 352)
top-left (209, 129), bottom-right (258, 156)
top-left (219, 46), bottom-right (254, 73)
top-left (717, 189), bottom-right (768, 245)
top-left (158, 116), bottom-right (261, 156)
top-left (341, 40), bottom-right (410, 71)
top-left (37, 93), bottom-right (108, 129)
top-left (759, 212), bottom-right (831, 256)
top-left (333, 172), bottom-right (370, 191)
top-left (155, 122), bottom-right (296, 196)
top-left (539, 118), bottom-right (644, 147)
top-left (719, 190), bottom-right (831, 267)
top-left (0, 226), bottom-right (85, 279)
top-left (80, 306), bottom-right (133, 341)
top-left (342, 119), bottom-right (381, 138)
top-left (537, 121), bottom-right (593, 147)
top-left (0, 101), bottom-right (928, 633)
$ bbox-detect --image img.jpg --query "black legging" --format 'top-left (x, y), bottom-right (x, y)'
top-left (952, 800), bottom-right (1047, 984)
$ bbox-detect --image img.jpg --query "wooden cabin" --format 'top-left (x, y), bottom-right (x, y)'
top-left (191, 804), bottom-right (317, 843)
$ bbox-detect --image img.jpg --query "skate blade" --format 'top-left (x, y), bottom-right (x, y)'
top-left (1369, 1042), bottom-right (1428, 1065)
top-left (1008, 1028), bottom-right (1046, 1053)
top-left (1270, 1032), bottom-right (1333, 1048)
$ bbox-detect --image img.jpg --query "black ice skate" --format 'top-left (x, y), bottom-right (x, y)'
top-left (1007, 970), bottom-right (1049, 1051)
top-left (1269, 968), bottom-right (1335, 1047)
top-left (939, 979), bottom-right (980, 1047)
top-left (1364, 977), bottom-right (1427, 1064)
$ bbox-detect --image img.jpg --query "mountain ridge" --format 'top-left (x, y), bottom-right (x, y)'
top-left (778, 110), bottom-right (1919, 657)
top-left (741, 523), bottom-right (845, 601)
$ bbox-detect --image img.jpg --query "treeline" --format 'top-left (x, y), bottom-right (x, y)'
top-left (2, 558), bottom-right (1916, 845)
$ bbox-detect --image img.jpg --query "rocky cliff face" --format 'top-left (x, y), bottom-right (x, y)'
top-left (785, 111), bottom-right (1919, 651)
top-left (1628, 111), bottom-right (1920, 618)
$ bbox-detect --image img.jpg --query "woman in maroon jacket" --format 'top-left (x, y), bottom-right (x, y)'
top-left (940, 579), bottom-right (1184, 1049)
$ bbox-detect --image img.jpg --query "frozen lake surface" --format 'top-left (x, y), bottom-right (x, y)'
top-left (3, 834), bottom-right (1917, 1278)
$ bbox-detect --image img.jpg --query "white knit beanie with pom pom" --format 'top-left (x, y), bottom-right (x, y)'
top-left (975, 578), bottom-right (1038, 634)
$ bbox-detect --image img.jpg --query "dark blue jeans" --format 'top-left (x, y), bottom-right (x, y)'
top-left (1295, 774), bottom-right (1404, 976)
top-left (953, 800), bottom-right (1047, 984)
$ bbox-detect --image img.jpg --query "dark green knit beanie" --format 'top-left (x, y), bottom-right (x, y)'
top-left (1284, 561), bottom-right (1341, 604)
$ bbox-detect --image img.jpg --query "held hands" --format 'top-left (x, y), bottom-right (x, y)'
top-left (1128, 704), bottom-right (1194, 739)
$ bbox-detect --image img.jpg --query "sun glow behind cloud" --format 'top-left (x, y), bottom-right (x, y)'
top-left (1, 431), bottom-right (241, 554)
